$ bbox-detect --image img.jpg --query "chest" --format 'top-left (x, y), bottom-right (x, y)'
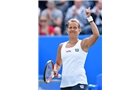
top-left (61, 46), bottom-right (82, 60)
top-left (64, 42), bottom-right (80, 54)
top-left (65, 43), bottom-right (76, 48)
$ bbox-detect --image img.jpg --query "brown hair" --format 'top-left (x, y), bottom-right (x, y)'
top-left (39, 15), bottom-right (49, 35)
top-left (67, 19), bottom-right (81, 29)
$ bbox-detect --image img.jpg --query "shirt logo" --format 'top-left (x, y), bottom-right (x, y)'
top-left (80, 85), bottom-right (84, 89)
top-left (75, 48), bottom-right (79, 52)
top-left (66, 50), bottom-right (71, 53)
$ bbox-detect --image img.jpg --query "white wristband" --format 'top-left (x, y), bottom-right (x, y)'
top-left (87, 16), bottom-right (93, 22)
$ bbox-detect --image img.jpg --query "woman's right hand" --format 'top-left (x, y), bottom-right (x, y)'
top-left (53, 69), bottom-right (58, 77)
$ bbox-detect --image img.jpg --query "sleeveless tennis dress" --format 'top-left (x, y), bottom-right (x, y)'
top-left (60, 40), bottom-right (88, 88)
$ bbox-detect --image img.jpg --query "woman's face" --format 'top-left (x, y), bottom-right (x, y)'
top-left (39, 16), bottom-right (47, 27)
top-left (67, 21), bottom-right (81, 38)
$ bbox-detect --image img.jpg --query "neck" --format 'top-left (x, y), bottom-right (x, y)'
top-left (68, 38), bottom-right (78, 44)
top-left (49, 8), bottom-right (54, 11)
top-left (41, 25), bottom-right (48, 28)
top-left (41, 26), bottom-right (46, 29)
top-left (76, 6), bottom-right (80, 9)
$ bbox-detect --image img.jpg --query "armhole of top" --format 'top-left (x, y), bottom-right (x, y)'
top-left (61, 42), bottom-right (64, 50)
top-left (79, 40), bottom-right (88, 53)
top-left (61, 41), bottom-right (67, 50)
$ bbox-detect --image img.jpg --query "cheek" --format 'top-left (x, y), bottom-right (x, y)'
top-left (76, 31), bottom-right (80, 35)
top-left (78, 29), bottom-right (81, 33)
top-left (40, 23), bottom-right (42, 25)
top-left (42, 23), bottom-right (46, 25)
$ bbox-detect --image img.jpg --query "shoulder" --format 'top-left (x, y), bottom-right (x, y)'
top-left (81, 37), bottom-right (88, 42)
top-left (91, 7), bottom-right (96, 13)
top-left (81, 5), bottom-right (86, 9)
top-left (81, 38), bottom-right (89, 48)
top-left (41, 9), bottom-right (48, 16)
top-left (59, 43), bottom-right (63, 47)
top-left (67, 5), bottom-right (75, 11)
top-left (58, 41), bottom-right (67, 49)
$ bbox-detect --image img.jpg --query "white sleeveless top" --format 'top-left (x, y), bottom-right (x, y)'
top-left (60, 40), bottom-right (88, 88)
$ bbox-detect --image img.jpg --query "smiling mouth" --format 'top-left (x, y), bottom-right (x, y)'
top-left (70, 32), bottom-right (76, 33)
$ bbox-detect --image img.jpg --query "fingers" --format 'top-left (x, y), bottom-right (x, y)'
top-left (53, 70), bottom-right (58, 77)
top-left (86, 7), bottom-right (90, 10)
top-left (86, 7), bottom-right (90, 12)
top-left (54, 72), bottom-right (58, 76)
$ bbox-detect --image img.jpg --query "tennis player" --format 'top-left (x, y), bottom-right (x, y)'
top-left (54, 7), bottom-right (100, 90)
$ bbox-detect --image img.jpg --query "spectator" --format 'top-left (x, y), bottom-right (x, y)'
top-left (88, 1), bottom-right (95, 9)
top-left (39, 15), bottom-right (55, 36)
top-left (41, 0), bottom-right (63, 35)
top-left (66, 1), bottom-right (94, 12)
top-left (91, 0), bottom-right (102, 35)
top-left (55, 0), bottom-right (69, 13)
top-left (64, 0), bottom-right (92, 35)
top-left (54, 0), bottom-right (70, 34)
top-left (82, 1), bottom-right (91, 8)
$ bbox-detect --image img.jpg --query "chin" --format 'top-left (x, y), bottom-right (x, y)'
top-left (69, 35), bottom-right (78, 38)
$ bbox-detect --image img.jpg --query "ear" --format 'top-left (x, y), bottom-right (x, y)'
top-left (79, 28), bottom-right (81, 32)
top-left (78, 29), bottom-right (81, 34)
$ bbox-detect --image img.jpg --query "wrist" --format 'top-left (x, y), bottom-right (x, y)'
top-left (87, 16), bottom-right (93, 23)
top-left (53, 69), bottom-right (57, 72)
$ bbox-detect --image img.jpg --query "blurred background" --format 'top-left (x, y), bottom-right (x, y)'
top-left (38, 0), bottom-right (102, 90)
top-left (38, 0), bottom-right (102, 36)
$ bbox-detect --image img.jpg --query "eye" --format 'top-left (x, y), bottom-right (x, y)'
top-left (69, 27), bottom-right (72, 29)
top-left (74, 27), bottom-right (78, 29)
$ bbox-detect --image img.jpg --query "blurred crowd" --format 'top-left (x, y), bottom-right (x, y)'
top-left (38, 0), bottom-right (102, 36)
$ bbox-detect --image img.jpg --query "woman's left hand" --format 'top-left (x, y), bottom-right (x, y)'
top-left (86, 7), bottom-right (91, 17)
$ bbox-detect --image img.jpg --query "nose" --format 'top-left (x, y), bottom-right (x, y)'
top-left (70, 29), bottom-right (76, 33)
top-left (71, 28), bottom-right (75, 31)
top-left (72, 27), bottom-right (77, 31)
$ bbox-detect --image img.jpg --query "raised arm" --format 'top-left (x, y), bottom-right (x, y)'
top-left (81, 7), bottom-right (100, 52)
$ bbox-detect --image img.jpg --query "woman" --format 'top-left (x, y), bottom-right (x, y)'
top-left (54, 7), bottom-right (99, 90)
top-left (39, 15), bottom-right (55, 36)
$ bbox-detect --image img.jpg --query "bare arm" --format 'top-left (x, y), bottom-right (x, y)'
top-left (82, 7), bottom-right (100, 51)
top-left (54, 43), bottom-right (63, 73)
